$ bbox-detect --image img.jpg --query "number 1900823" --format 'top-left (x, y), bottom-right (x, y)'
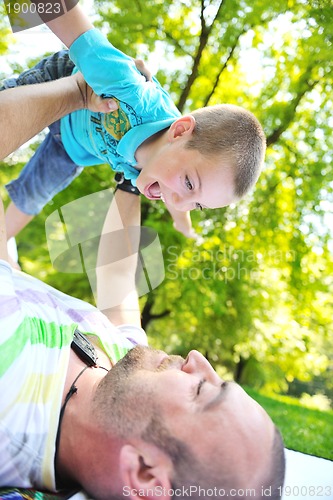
top-left (278, 485), bottom-right (332, 497)
top-left (6, 2), bottom-right (61, 14)
top-left (4, 0), bottom-right (78, 32)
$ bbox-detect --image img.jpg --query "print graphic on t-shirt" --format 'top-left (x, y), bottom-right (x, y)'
top-left (102, 99), bottom-right (131, 140)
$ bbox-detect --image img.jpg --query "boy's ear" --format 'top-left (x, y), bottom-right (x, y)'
top-left (168, 115), bottom-right (196, 141)
top-left (119, 443), bottom-right (173, 499)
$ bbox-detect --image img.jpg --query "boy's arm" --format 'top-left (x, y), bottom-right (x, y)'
top-left (42, 4), bottom-right (155, 111)
top-left (0, 72), bottom-right (116, 161)
top-left (44, 3), bottom-right (94, 48)
top-left (48, 7), bottom-right (149, 99)
top-left (96, 190), bottom-right (141, 327)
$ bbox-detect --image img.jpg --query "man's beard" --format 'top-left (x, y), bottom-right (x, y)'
top-left (92, 345), bottom-right (184, 437)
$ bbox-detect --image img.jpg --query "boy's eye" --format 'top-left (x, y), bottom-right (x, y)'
top-left (185, 175), bottom-right (193, 191)
top-left (185, 176), bottom-right (202, 210)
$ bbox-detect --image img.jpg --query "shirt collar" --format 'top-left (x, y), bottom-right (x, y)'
top-left (117, 118), bottom-right (176, 165)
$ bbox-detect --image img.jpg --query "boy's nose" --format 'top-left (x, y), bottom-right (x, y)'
top-left (170, 192), bottom-right (190, 212)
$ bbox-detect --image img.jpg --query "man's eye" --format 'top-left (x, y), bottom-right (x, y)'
top-left (191, 379), bottom-right (206, 400)
top-left (185, 176), bottom-right (193, 191)
top-left (196, 379), bottom-right (206, 395)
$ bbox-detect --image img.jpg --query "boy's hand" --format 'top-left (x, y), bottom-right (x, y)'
top-left (173, 221), bottom-right (198, 240)
top-left (170, 210), bottom-right (199, 240)
top-left (166, 206), bottom-right (198, 239)
top-left (173, 217), bottom-right (204, 245)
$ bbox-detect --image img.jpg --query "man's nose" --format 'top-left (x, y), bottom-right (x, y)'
top-left (181, 350), bottom-right (221, 383)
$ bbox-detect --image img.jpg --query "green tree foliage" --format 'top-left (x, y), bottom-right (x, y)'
top-left (0, 3), bottom-right (12, 55)
top-left (0, 0), bottom-right (332, 398)
top-left (95, 0), bottom-right (333, 395)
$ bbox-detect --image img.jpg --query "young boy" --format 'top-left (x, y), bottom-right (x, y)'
top-left (2, 6), bottom-right (266, 242)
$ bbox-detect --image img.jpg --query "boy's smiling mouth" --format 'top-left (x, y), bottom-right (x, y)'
top-left (144, 181), bottom-right (163, 200)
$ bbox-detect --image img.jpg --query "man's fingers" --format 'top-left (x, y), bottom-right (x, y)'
top-left (106, 98), bottom-right (118, 112)
top-left (93, 95), bottom-right (118, 113)
top-left (134, 58), bottom-right (153, 82)
top-left (88, 88), bottom-right (119, 113)
top-left (74, 73), bottom-right (119, 113)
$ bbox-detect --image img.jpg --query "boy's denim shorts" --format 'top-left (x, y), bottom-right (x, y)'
top-left (2, 51), bottom-right (83, 215)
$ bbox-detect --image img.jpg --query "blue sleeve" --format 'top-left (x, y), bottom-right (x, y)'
top-left (69, 29), bottom-right (147, 99)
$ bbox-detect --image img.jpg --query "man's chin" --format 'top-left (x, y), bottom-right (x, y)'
top-left (112, 345), bottom-right (185, 375)
top-left (112, 345), bottom-right (163, 372)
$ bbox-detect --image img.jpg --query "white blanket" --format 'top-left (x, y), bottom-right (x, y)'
top-left (283, 449), bottom-right (333, 499)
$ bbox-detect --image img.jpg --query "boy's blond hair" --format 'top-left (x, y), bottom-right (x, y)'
top-left (186, 104), bottom-right (266, 199)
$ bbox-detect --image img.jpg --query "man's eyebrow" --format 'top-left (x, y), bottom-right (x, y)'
top-left (203, 381), bottom-right (230, 412)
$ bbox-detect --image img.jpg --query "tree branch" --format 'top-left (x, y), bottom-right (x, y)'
top-left (177, 0), bottom-right (225, 112)
top-left (267, 71), bottom-right (319, 146)
top-left (141, 294), bottom-right (171, 330)
top-left (203, 28), bottom-right (245, 107)
top-left (200, 7), bottom-right (292, 108)
top-left (162, 29), bottom-right (193, 57)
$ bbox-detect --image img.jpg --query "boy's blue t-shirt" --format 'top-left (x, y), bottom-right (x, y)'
top-left (61, 29), bottom-right (181, 185)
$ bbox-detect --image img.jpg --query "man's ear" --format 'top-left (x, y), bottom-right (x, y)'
top-left (119, 443), bottom-right (173, 499)
top-left (168, 115), bottom-right (196, 141)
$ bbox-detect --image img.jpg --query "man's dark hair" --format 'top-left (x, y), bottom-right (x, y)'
top-left (142, 416), bottom-right (285, 500)
top-left (260, 427), bottom-right (286, 499)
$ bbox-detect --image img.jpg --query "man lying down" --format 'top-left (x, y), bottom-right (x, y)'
top-left (0, 11), bottom-right (285, 497)
top-left (0, 187), bottom-right (285, 499)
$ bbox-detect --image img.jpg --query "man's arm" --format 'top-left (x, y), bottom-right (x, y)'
top-left (96, 190), bottom-right (141, 327)
top-left (0, 72), bottom-right (117, 161)
top-left (0, 76), bottom-right (82, 160)
top-left (0, 194), bottom-right (9, 262)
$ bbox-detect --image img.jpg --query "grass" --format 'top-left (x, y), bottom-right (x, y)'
top-left (245, 387), bottom-right (333, 461)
